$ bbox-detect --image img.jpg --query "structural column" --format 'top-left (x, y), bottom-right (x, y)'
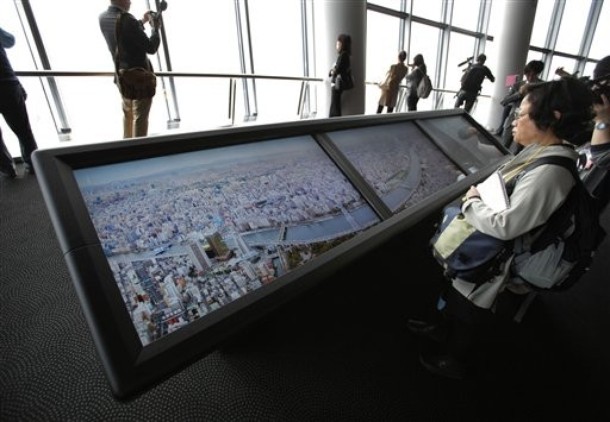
top-left (315, 0), bottom-right (367, 117)
top-left (487, 0), bottom-right (538, 131)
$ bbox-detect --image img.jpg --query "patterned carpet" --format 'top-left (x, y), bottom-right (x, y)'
top-left (2, 168), bottom-right (610, 421)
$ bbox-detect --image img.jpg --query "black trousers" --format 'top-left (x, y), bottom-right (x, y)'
top-left (407, 94), bottom-right (419, 111)
top-left (329, 88), bottom-right (343, 117)
top-left (376, 105), bottom-right (394, 113)
top-left (440, 285), bottom-right (495, 362)
top-left (454, 90), bottom-right (478, 113)
top-left (0, 81), bottom-right (38, 168)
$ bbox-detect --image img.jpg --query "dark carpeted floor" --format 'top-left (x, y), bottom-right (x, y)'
top-left (2, 165), bottom-right (610, 421)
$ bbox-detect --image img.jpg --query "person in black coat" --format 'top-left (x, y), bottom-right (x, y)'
top-left (99, 0), bottom-right (161, 138)
top-left (329, 33), bottom-right (352, 117)
top-left (455, 54), bottom-right (495, 113)
top-left (0, 26), bottom-right (38, 178)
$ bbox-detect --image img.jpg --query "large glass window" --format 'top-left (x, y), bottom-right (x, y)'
top-left (246, 0), bottom-right (304, 122)
top-left (369, 0), bottom-right (404, 12)
top-left (548, 56), bottom-right (578, 79)
top-left (411, 0), bottom-right (443, 22)
top-left (4, 0), bottom-right (609, 159)
top-left (247, 0), bottom-right (303, 77)
top-left (589, 0), bottom-right (610, 61)
top-left (451, 1), bottom-right (480, 32)
top-left (555, 0), bottom-right (592, 55)
top-left (530, 0), bottom-right (555, 48)
top-left (366, 10), bottom-right (403, 85)
top-left (162, 2), bottom-right (239, 74)
top-left (29, 0), bottom-right (112, 71)
top-left (446, 32), bottom-right (480, 93)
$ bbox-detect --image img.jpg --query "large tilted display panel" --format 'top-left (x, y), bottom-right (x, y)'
top-left (32, 109), bottom-right (509, 398)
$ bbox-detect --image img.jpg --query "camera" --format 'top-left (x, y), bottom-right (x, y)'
top-left (149, 0), bottom-right (168, 22)
top-left (588, 73), bottom-right (610, 104)
top-left (457, 56), bottom-right (474, 68)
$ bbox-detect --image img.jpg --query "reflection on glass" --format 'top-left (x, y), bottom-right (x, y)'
top-left (416, 116), bottom-right (505, 173)
top-left (73, 136), bottom-right (380, 346)
top-left (327, 122), bottom-right (464, 213)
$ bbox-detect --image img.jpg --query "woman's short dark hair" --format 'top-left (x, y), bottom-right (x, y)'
top-left (522, 78), bottom-right (594, 146)
top-left (594, 55), bottom-right (610, 79)
top-left (337, 33), bottom-right (352, 54)
top-left (524, 60), bottom-right (544, 75)
top-left (413, 54), bottom-right (424, 66)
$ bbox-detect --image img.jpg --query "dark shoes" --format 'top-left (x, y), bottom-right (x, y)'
top-left (406, 318), bottom-right (447, 343)
top-left (0, 165), bottom-right (17, 178)
top-left (25, 163), bottom-right (35, 175)
top-left (419, 352), bottom-right (467, 380)
top-left (409, 318), bottom-right (467, 379)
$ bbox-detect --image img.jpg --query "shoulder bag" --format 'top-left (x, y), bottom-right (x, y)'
top-left (114, 13), bottom-right (157, 100)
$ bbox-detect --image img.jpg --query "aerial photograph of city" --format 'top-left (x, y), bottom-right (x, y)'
top-left (74, 130), bottom-right (462, 346)
top-left (328, 122), bottom-right (464, 213)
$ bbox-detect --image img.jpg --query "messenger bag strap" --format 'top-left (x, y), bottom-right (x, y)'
top-left (113, 11), bottom-right (124, 75)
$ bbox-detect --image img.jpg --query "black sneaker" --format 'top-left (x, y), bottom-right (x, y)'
top-left (419, 351), bottom-right (466, 380)
top-left (406, 318), bottom-right (447, 343)
top-left (0, 166), bottom-right (17, 178)
top-left (25, 163), bottom-right (35, 175)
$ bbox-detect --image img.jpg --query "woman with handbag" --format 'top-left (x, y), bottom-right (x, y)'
top-left (407, 77), bottom-right (595, 380)
top-left (328, 33), bottom-right (352, 117)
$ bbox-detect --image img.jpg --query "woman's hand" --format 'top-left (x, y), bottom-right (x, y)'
top-left (465, 185), bottom-right (481, 201)
top-left (593, 93), bottom-right (610, 123)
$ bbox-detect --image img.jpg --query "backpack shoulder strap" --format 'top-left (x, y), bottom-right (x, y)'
top-left (522, 155), bottom-right (579, 182)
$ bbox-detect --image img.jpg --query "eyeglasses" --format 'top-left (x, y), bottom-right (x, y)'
top-left (512, 107), bottom-right (528, 120)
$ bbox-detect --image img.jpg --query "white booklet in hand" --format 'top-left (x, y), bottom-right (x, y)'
top-left (476, 171), bottom-right (510, 212)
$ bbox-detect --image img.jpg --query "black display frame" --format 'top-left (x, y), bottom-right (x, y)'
top-left (32, 109), bottom-right (509, 399)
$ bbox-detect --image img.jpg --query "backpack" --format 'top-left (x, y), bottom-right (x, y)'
top-left (417, 69), bottom-right (433, 99)
top-left (511, 156), bottom-right (606, 290)
top-left (430, 203), bottom-right (513, 285)
top-left (460, 65), bottom-right (486, 93)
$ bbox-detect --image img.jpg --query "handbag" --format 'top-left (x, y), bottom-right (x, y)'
top-left (114, 13), bottom-right (157, 100)
top-left (335, 70), bottom-right (354, 91)
top-left (117, 67), bottom-right (157, 100)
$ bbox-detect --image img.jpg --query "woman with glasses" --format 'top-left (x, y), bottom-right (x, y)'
top-left (407, 78), bottom-right (595, 380)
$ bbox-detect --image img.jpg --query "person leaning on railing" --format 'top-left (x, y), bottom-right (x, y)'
top-left (99, 0), bottom-right (161, 139)
top-left (0, 26), bottom-right (38, 178)
top-left (589, 56), bottom-right (610, 170)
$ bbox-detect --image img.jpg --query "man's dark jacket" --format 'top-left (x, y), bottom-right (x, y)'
top-left (99, 5), bottom-right (160, 71)
top-left (460, 63), bottom-right (495, 94)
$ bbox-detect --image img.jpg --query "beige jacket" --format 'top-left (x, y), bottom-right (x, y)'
top-left (378, 63), bottom-right (408, 107)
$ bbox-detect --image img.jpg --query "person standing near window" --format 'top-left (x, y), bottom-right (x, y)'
top-left (99, 0), bottom-right (161, 138)
top-left (455, 54), bottom-right (495, 113)
top-left (405, 54), bottom-right (427, 111)
top-left (377, 50), bottom-right (408, 114)
top-left (329, 33), bottom-right (352, 117)
top-left (0, 26), bottom-right (38, 178)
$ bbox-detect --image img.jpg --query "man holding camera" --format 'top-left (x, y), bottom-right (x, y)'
top-left (99, 0), bottom-right (162, 138)
top-left (455, 53), bottom-right (495, 113)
